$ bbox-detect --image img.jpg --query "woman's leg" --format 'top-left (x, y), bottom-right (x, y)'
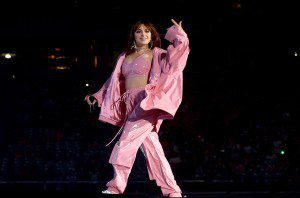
top-left (141, 132), bottom-right (182, 197)
top-left (105, 87), bottom-right (148, 193)
top-left (106, 114), bottom-right (156, 193)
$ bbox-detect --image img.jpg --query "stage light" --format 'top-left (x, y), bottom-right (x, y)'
top-left (1, 52), bottom-right (16, 59)
top-left (48, 55), bottom-right (56, 59)
top-left (280, 150), bottom-right (285, 155)
top-left (85, 83), bottom-right (89, 87)
top-left (294, 52), bottom-right (298, 57)
top-left (5, 53), bottom-right (12, 59)
top-left (49, 66), bottom-right (70, 70)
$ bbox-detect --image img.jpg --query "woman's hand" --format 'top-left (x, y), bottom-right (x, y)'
top-left (84, 95), bottom-right (96, 105)
top-left (84, 95), bottom-right (97, 112)
top-left (171, 19), bottom-right (186, 34)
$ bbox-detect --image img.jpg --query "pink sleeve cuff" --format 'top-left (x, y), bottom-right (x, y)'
top-left (164, 25), bottom-right (188, 43)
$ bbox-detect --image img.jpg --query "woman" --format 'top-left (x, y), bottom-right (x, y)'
top-left (85, 19), bottom-right (190, 197)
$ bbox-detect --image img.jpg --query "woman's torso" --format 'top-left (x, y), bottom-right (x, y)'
top-left (122, 50), bottom-right (153, 91)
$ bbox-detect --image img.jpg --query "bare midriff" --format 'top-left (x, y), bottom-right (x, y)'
top-left (125, 76), bottom-right (148, 91)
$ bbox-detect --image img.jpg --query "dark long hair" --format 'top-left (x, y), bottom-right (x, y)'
top-left (124, 20), bottom-right (161, 56)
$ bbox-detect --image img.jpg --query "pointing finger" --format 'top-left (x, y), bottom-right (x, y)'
top-left (171, 19), bottom-right (178, 26)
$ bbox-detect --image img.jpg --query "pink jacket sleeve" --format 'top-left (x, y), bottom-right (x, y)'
top-left (92, 74), bottom-right (112, 107)
top-left (161, 25), bottom-right (190, 74)
top-left (91, 52), bottom-right (125, 108)
top-left (141, 25), bottom-right (190, 120)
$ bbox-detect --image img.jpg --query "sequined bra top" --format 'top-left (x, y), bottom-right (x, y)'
top-left (122, 54), bottom-right (152, 79)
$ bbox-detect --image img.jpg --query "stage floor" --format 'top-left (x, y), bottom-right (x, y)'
top-left (0, 180), bottom-right (299, 197)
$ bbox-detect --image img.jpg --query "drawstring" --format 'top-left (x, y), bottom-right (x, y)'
top-left (106, 91), bottom-right (130, 147)
top-left (105, 114), bottom-right (128, 147)
top-left (110, 91), bottom-right (130, 110)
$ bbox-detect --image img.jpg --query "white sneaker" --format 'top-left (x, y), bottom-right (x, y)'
top-left (101, 189), bottom-right (116, 194)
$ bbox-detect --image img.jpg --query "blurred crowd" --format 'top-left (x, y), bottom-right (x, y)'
top-left (0, 61), bottom-right (299, 187)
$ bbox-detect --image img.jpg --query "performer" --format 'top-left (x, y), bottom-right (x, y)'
top-left (84, 19), bottom-right (190, 197)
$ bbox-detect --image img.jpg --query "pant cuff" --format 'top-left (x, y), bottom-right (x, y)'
top-left (168, 192), bottom-right (182, 197)
top-left (107, 186), bottom-right (120, 194)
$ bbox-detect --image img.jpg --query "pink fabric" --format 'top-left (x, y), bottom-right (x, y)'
top-left (122, 54), bottom-right (152, 79)
top-left (106, 87), bottom-right (181, 196)
top-left (91, 25), bottom-right (189, 197)
top-left (141, 25), bottom-right (190, 120)
top-left (91, 25), bottom-right (190, 133)
top-left (104, 87), bottom-right (152, 147)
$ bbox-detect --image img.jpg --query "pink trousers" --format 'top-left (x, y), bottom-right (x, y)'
top-left (106, 87), bottom-right (182, 197)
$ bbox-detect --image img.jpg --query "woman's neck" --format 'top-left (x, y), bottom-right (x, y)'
top-left (135, 45), bottom-right (149, 53)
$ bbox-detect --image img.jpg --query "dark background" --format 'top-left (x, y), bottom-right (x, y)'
top-left (0, 0), bottom-right (299, 196)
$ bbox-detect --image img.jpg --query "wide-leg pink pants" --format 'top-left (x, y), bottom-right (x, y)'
top-left (106, 87), bottom-right (182, 197)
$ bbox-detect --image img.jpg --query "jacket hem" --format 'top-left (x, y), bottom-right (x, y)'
top-left (99, 115), bottom-right (123, 127)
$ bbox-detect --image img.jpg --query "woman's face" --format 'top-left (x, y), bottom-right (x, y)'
top-left (134, 24), bottom-right (152, 47)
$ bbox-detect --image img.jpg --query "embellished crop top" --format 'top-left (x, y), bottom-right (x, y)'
top-left (122, 54), bottom-right (152, 79)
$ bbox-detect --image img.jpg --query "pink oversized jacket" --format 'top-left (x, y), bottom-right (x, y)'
top-left (92, 25), bottom-right (190, 133)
